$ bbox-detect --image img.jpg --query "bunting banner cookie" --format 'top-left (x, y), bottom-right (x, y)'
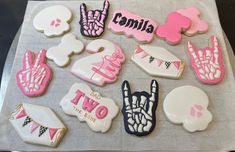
top-left (186, 35), bottom-right (224, 84)
top-left (163, 86), bottom-right (212, 132)
top-left (71, 39), bottom-right (125, 86)
top-left (60, 83), bottom-right (119, 133)
top-left (9, 103), bottom-right (67, 147)
top-left (131, 45), bottom-right (185, 79)
top-left (108, 10), bottom-right (158, 43)
top-left (121, 80), bottom-right (159, 136)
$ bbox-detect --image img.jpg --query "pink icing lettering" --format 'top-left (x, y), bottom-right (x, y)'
top-left (71, 89), bottom-right (85, 105)
top-left (95, 106), bottom-right (108, 119)
top-left (82, 96), bottom-right (99, 112)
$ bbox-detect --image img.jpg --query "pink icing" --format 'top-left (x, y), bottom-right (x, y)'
top-left (82, 96), bottom-right (99, 112)
top-left (177, 7), bottom-right (208, 36)
top-left (71, 90), bottom-right (85, 105)
top-left (49, 128), bottom-right (58, 140)
top-left (156, 12), bottom-right (191, 45)
top-left (190, 104), bottom-right (203, 118)
top-left (95, 106), bottom-right (108, 119)
top-left (30, 122), bottom-right (39, 133)
top-left (108, 10), bottom-right (158, 43)
top-left (16, 109), bottom-right (26, 119)
top-left (16, 49), bottom-right (52, 97)
top-left (186, 35), bottom-right (224, 84)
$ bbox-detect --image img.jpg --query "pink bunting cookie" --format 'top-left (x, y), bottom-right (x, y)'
top-left (186, 35), bottom-right (225, 84)
top-left (177, 7), bottom-right (209, 36)
top-left (16, 49), bottom-right (52, 97)
top-left (156, 12), bottom-right (191, 45)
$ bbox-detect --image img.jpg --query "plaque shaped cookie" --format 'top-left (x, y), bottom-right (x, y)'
top-left (131, 45), bottom-right (185, 79)
top-left (9, 103), bottom-right (67, 147)
top-left (163, 86), bottom-right (212, 132)
top-left (71, 39), bottom-right (125, 86)
top-left (108, 10), bottom-right (158, 43)
top-left (33, 5), bottom-right (72, 37)
top-left (60, 83), bottom-right (119, 133)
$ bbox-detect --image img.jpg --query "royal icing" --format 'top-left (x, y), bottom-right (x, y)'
top-left (9, 103), bottom-right (67, 147)
top-left (16, 49), bottom-right (52, 97)
top-left (46, 34), bottom-right (84, 67)
top-left (108, 10), bottom-right (158, 43)
top-left (33, 5), bottom-right (72, 37)
top-left (71, 39), bottom-right (125, 86)
top-left (186, 36), bottom-right (224, 84)
top-left (60, 83), bottom-right (119, 133)
top-left (121, 80), bottom-right (159, 136)
top-left (177, 7), bottom-right (209, 36)
top-left (131, 45), bottom-right (185, 79)
top-left (156, 12), bottom-right (191, 45)
top-left (80, 0), bottom-right (110, 38)
top-left (163, 86), bottom-right (212, 132)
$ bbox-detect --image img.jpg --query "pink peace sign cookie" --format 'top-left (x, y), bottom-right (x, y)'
top-left (186, 36), bottom-right (225, 84)
top-left (177, 7), bottom-right (209, 36)
top-left (16, 49), bottom-right (52, 97)
top-left (156, 12), bottom-right (191, 45)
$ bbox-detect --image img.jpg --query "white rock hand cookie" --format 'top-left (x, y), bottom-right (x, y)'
top-left (163, 86), bottom-right (212, 132)
top-left (132, 45), bottom-right (185, 79)
top-left (121, 80), bottom-right (159, 136)
top-left (33, 5), bottom-right (72, 37)
top-left (9, 103), bottom-right (67, 147)
top-left (46, 34), bottom-right (84, 67)
top-left (60, 83), bottom-right (119, 133)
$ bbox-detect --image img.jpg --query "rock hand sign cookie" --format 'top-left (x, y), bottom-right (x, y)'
top-left (16, 49), bottom-right (52, 97)
top-left (79, 0), bottom-right (110, 38)
top-left (60, 83), bottom-right (119, 133)
top-left (71, 39), bottom-right (125, 86)
top-left (121, 80), bottom-right (159, 136)
top-left (33, 5), bottom-right (72, 37)
top-left (186, 36), bottom-right (224, 84)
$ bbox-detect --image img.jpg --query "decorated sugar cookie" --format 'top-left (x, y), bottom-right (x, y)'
top-left (9, 103), bottom-right (67, 147)
top-left (33, 5), bottom-right (72, 37)
top-left (186, 36), bottom-right (224, 84)
top-left (108, 10), bottom-right (158, 43)
top-left (131, 45), bottom-right (185, 79)
top-left (80, 0), bottom-right (110, 38)
top-left (121, 80), bottom-right (159, 136)
top-left (156, 12), bottom-right (191, 45)
top-left (177, 7), bottom-right (209, 36)
top-left (16, 49), bottom-right (52, 97)
top-left (71, 39), bottom-right (125, 86)
top-left (46, 34), bottom-right (84, 67)
top-left (60, 83), bottom-right (119, 133)
top-left (163, 86), bottom-right (212, 132)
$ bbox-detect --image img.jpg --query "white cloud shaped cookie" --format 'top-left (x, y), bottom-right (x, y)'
top-left (33, 5), bottom-right (72, 37)
top-left (163, 85), bottom-right (212, 132)
top-left (46, 34), bottom-right (84, 67)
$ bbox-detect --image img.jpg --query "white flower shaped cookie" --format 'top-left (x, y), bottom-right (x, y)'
top-left (163, 85), bottom-right (212, 132)
top-left (33, 5), bottom-right (72, 37)
top-left (46, 34), bottom-right (84, 67)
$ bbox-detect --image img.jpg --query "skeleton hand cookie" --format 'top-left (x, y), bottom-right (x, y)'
top-left (16, 49), bottom-right (52, 97)
top-left (121, 80), bottom-right (159, 136)
top-left (79, 0), bottom-right (110, 38)
top-left (186, 36), bottom-right (224, 84)
top-left (163, 86), bottom-right (212, 132)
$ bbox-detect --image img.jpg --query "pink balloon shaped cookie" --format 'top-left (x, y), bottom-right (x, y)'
top-left (177, 7), bottom-right (209, 36)
top-left (16, 49), bottom-right (52, 97)
top-left (186, 36), bottom-right (224, 84)
top-left (156, 12), bottom-right (191, 45)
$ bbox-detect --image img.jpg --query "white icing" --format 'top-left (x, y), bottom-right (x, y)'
top-left (46, 34), bottom-right (84, 67)
top-left (163, 86), bottom-right (212, 132)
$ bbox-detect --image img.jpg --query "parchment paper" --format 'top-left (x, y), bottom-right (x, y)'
top-left (1, 0), bottom-right (235, 151)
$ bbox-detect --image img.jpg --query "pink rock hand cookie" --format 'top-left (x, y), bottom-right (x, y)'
top-left (177, 7), bottom-right (209, 36)
top-left (80, 0), bottom-right (110, 38)
top-left (156, 12), bottom-right (191, 45)
top-left (186, 36), bottom-right (224, 84)
top-left (16, 49), bottom-right (52, 96)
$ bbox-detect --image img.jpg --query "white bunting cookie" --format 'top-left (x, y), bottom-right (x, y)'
top-left (163, 86), bottom-right (212, 132)
top-left (46, 34), bottom-right (84, 67)
top-left (9, 103), bottom-right (67, 147)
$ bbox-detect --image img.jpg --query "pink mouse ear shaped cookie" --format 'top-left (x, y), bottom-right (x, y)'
top-left (156, 12), bottom-right (191, 45)
top-left (186, 35), bottom-right (225, 84)
top-left (177, 7), bottom-right (209, 36)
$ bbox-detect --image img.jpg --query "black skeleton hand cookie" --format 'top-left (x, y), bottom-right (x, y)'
top-left (121, 80), bottom-right (159, 136)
